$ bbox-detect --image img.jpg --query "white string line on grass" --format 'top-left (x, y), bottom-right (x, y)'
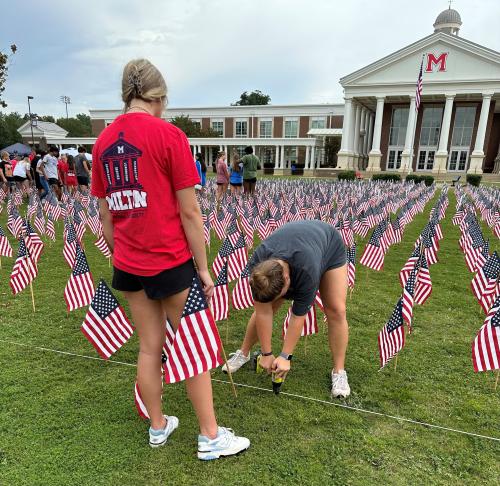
top-left (2, 338), bottom-right (499, 443)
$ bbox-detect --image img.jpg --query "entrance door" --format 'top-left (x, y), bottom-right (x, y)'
top-left (387, 148), bottom-right (403, 170)
top-left (417, 149), bottom-right (435, 171)
top-left (448, 149), bottom-right (469, 172)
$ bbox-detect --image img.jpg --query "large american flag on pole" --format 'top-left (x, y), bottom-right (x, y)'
top-left (415, 56), bottom-right (424, 111)
top-left (81, 279), bottom-right (134, 359)
top-left (162, 274), bottom-right (223, 384)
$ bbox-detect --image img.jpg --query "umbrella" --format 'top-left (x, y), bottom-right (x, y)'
top-left (1, 142), bottom-right (32, 156)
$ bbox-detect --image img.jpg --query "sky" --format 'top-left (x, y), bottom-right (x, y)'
top-left (2, 0), bottom-right (500, 118)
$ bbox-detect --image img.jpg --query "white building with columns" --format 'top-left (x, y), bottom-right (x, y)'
top-left (337, 7), bottom-right (500, 176)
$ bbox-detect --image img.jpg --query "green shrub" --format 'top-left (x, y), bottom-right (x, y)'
top-left (466, 174), bottom-right (482, 187)
top-left (337, 170), bottom-right (356, 181)
top-left (421, 175), bottom-right (434, 186)
top-left (406, 174), bottom-right (422, 184)
top-left (372, 173), bottom-right (401, 182)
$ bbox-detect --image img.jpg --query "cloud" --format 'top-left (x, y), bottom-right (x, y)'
top-left (2, 0), bottom-right (500, 118)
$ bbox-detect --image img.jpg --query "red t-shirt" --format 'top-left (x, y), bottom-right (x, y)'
top-left (91, 112), bottom-right (200, 276)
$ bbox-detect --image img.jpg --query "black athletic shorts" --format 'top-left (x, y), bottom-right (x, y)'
top-left (244, 178), bottom-right (257, 184)
top-left (112, 258), bottom-right (196, 300)
top-left (48, 178), bottom-right (59, 186)
top-left (77, 175), bottom-right (89, 186)
top-left (230, 182), bottom-right (242, 187)
top-left (13, 176), bottom-right (26, 182)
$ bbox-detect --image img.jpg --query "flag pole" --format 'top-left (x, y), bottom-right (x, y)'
top-left (219, 340), bottom-right (238, 398)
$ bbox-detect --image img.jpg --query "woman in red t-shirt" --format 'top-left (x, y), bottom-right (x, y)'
top-left (91, 59), bottom-right (249, 458)
top-left (66, 155), bottom-right (78, 193)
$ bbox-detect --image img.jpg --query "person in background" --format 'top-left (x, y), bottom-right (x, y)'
top-left (58, 153), bottom-right (69, 190)
top-left (241, 146), bottom-right (260, 196)
top-left (0, 151), bottom-right (14, 193)
top-left (75, 146), bottom-right (91, 190)
top-left (229, 152), bottom-right (243, 195)
top-left (91, 58), bottom-right (249, 458)
top-left (33, 151), bottom-right (46, 198)
top-left (194, 152), bottom-right (206, 191)
top-left (66, 155), bottom-right (78, 194)
top-left (39, 146), bottom-right (61, 199)
top-left (215, 151), bottom-right (229, 201)
top-left (12, 156), bottom-right (32, 192)
top-left (29, 147), bottom-right (36, 162)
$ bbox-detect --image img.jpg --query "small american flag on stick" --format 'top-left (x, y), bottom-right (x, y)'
top-left (64, 243), bottom-right (95, 311)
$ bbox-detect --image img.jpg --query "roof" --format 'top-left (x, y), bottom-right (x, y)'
top-left (307, 128), bottom-right (342, 136)
top-left (434, 8), bottom-right (462, 27)
top-left (17, 120), bottom-right (68, 138)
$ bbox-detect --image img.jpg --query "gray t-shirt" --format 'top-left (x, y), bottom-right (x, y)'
top-left (75, 153), bottom-right (89, 177)
top-left (249, 220), bottom-right (346, 316)
top-left (42, 154), bottom-right (58, 179)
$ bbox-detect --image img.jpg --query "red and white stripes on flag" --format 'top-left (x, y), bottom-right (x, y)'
top-left (378, 299), bottom-right (405, 369)
top-left (162, 275), bottom-right (223, 383)
top-left (0, 225), bottom-right (13, 257)
top-left (211, 263), bottom-right (228, 321)
top-left (64, 244), bottom-right (95, 311)
top-left (472, 294), bottom-right (500, 372)
top-left (9, 236), bottom-right (37, 295)
top-left (231, 264), bottom-right (254, 310)
top-left (282, 304), bottom-right (318, 338)
top-left (95, 235), bottom-right (112, 258)
top-left (81, 279), bottom-right (134, 359)
top-left (134, 382), bottom-right (150, 420)
top-left (415, 57), bottom-right (424, 111)
top-left (359, 243), bottom-right (384, 271)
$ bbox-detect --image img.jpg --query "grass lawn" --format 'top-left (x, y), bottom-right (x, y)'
top-left (0, 189), bottom-right (499, 486)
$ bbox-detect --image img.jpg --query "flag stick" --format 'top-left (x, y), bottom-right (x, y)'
top-left (0, 255), bottom-right (2, 269)
top-left (495, 370), bottom-right (499, 391)
top-left (29, 280), bottom-right (36, 313)
top-left (219, 340), bottom-right (238, 398)
top-left (108, 256), bottom-right (111, 268)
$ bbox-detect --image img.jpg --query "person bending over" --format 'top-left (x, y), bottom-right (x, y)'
top-left (223, 220), bottom-right (351, 398)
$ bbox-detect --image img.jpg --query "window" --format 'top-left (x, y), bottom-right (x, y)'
top-left (211, 120), bottom-right (224, 137)
top-left (284, 118), bottom-right (298, 138)
top-left (235, 120), bottom-right (248, 138)
top-left (311, 117), bottom-right (326, 129)
top-left (419, 106), bottom-right (443, 147)
top-left (387, 149), bottom-right (403, 170)
top-left (191, 119), bottom-right (201, 130)
top-left (389, 108), bottom-right (409, 146)
top-left (451, 106), bottom-right (476, 147)
top-left (259, 119), bottom-right (272, 138)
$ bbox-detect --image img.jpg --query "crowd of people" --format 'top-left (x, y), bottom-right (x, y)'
top-left (0, 146), bottom-right (92, 199)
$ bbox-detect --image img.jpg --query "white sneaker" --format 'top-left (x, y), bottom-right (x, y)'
top-left (197, 426), bottom-right (250, 460)
top-left (331, 370), bottom-right (351, 398)
top-left (148, 415), bottom-right (179, 448)
top-left (221, 349), bottom-right (250, 374)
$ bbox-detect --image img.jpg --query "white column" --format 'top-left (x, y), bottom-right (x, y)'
top-left (399, 96), bottom-right (417, 173)
top-left (469, 93), bottom-right (493, 174)
top-left (337, 97), bottom-right (354, 169)
top-left (280, 145), bottom-right (285, 169)
top-left (359, 109), bottom-right (367, 157)
top-left (192, 145), bottom-right (196, 160)
top-left (433, 94), bottom-right (455, 174)
top-left (367, 97), bottom-right (384, 172)
top-left (274, 145), bottom-right (280, 169)
top-left (310, 145), bottom-right (316, 169)
top-left (305, 146), bottom-right (311, 169)
top-left (352, 104), bottom-right (361, 169)
top-left (365, 114), bottom-right (374, 164)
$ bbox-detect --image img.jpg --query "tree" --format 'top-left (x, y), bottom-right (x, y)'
top-left (170, 115), bottom-right (221, 138)
top-left (232, 90), bottom-right (271, 106)
top-left (0, 44), bottom-right (17, 108)
top-left (0, 111), bottom-right (24, 147)
top-left (40, 115), bottom-right (55, 123)
top-left (56, 113), bottom-right (92, 137)
top-left (323, 136), bottom-right (342, 167)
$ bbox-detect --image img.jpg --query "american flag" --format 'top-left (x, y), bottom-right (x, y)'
top-left (81, 279), bottom-right (134, 359)
top-left (95, 235), bottom-right (112, 258)
top-left (282, 304), bottom-right (318, 337)
top-left (34, 206), bottom-right (45, 236)
top-left (63, 221), bottom-right (78, 268)
top-left (346, 244), bottom-right (356, 290)
top-left (64, 243), bottom-right (95, 311)
top-left (415, 57), bottom-right (424, 111)
top-left (231, 263), bottom-right (254, 310)
top-left (23, 220), bottom-right (44, 264)
top-left (212, 237), bottom-right (234, 277)
top-left (400, 247), bottom-right (421, 288)
top-left (228, 233), bottom-right (247, 282)
top-left (414, 252), bottom-right (432, 305)
top-left (134, 382), bottom-right (150, 420)
top-left (402, 266), bottom-right (417, 330)
top-left (10, 236), bottom-right (38, 295)
top-left (359, 224), bottom-right (385, 271)
top-left (378, 298), bottom-right (405, 368)
top-left (211, 262), bottom-right (229, 321)
top-left (471, 251), bottom-right (500, 313)
top-left (46, 215), bottom-right (56, 241)
top-left (464, 225), bottom-right (485, 273)
top-left (472, 293), bottom-right (500, 372)
top-left (162, 274), bottom-right (223, 384)
top-left (0, 224), bottom-right (13, 257)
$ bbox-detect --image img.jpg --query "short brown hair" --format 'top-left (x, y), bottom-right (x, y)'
top-left (249, 259), bottom-right (285, 303)
top-left (121, 59), bottom-right (167, 109)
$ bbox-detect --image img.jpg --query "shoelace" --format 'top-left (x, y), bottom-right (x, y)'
top-left (215, 427), bottom-right (234, 448)
top-left (332, 373), bottom-right (347, 388)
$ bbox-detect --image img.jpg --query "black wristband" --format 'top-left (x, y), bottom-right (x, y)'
top-left (261, 351), bottom-right (273, 357)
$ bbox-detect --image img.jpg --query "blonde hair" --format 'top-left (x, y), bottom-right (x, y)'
top-left (1, 151), bottom-right (8, 160)
top-left (232, 153), bottom-right (241, 171)
top-left (121, 59), bottom-right (167, 109)
top-left (249, 259), bottom-right (285, 303)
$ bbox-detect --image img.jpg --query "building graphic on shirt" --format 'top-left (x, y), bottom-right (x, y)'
top-left (100, 132), bottom-right (147, 214)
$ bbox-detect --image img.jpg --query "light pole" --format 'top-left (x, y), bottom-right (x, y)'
top-left (60, 95), bottom-right (71, 119)
top-left (27, 96), bottom-right (35, 146)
